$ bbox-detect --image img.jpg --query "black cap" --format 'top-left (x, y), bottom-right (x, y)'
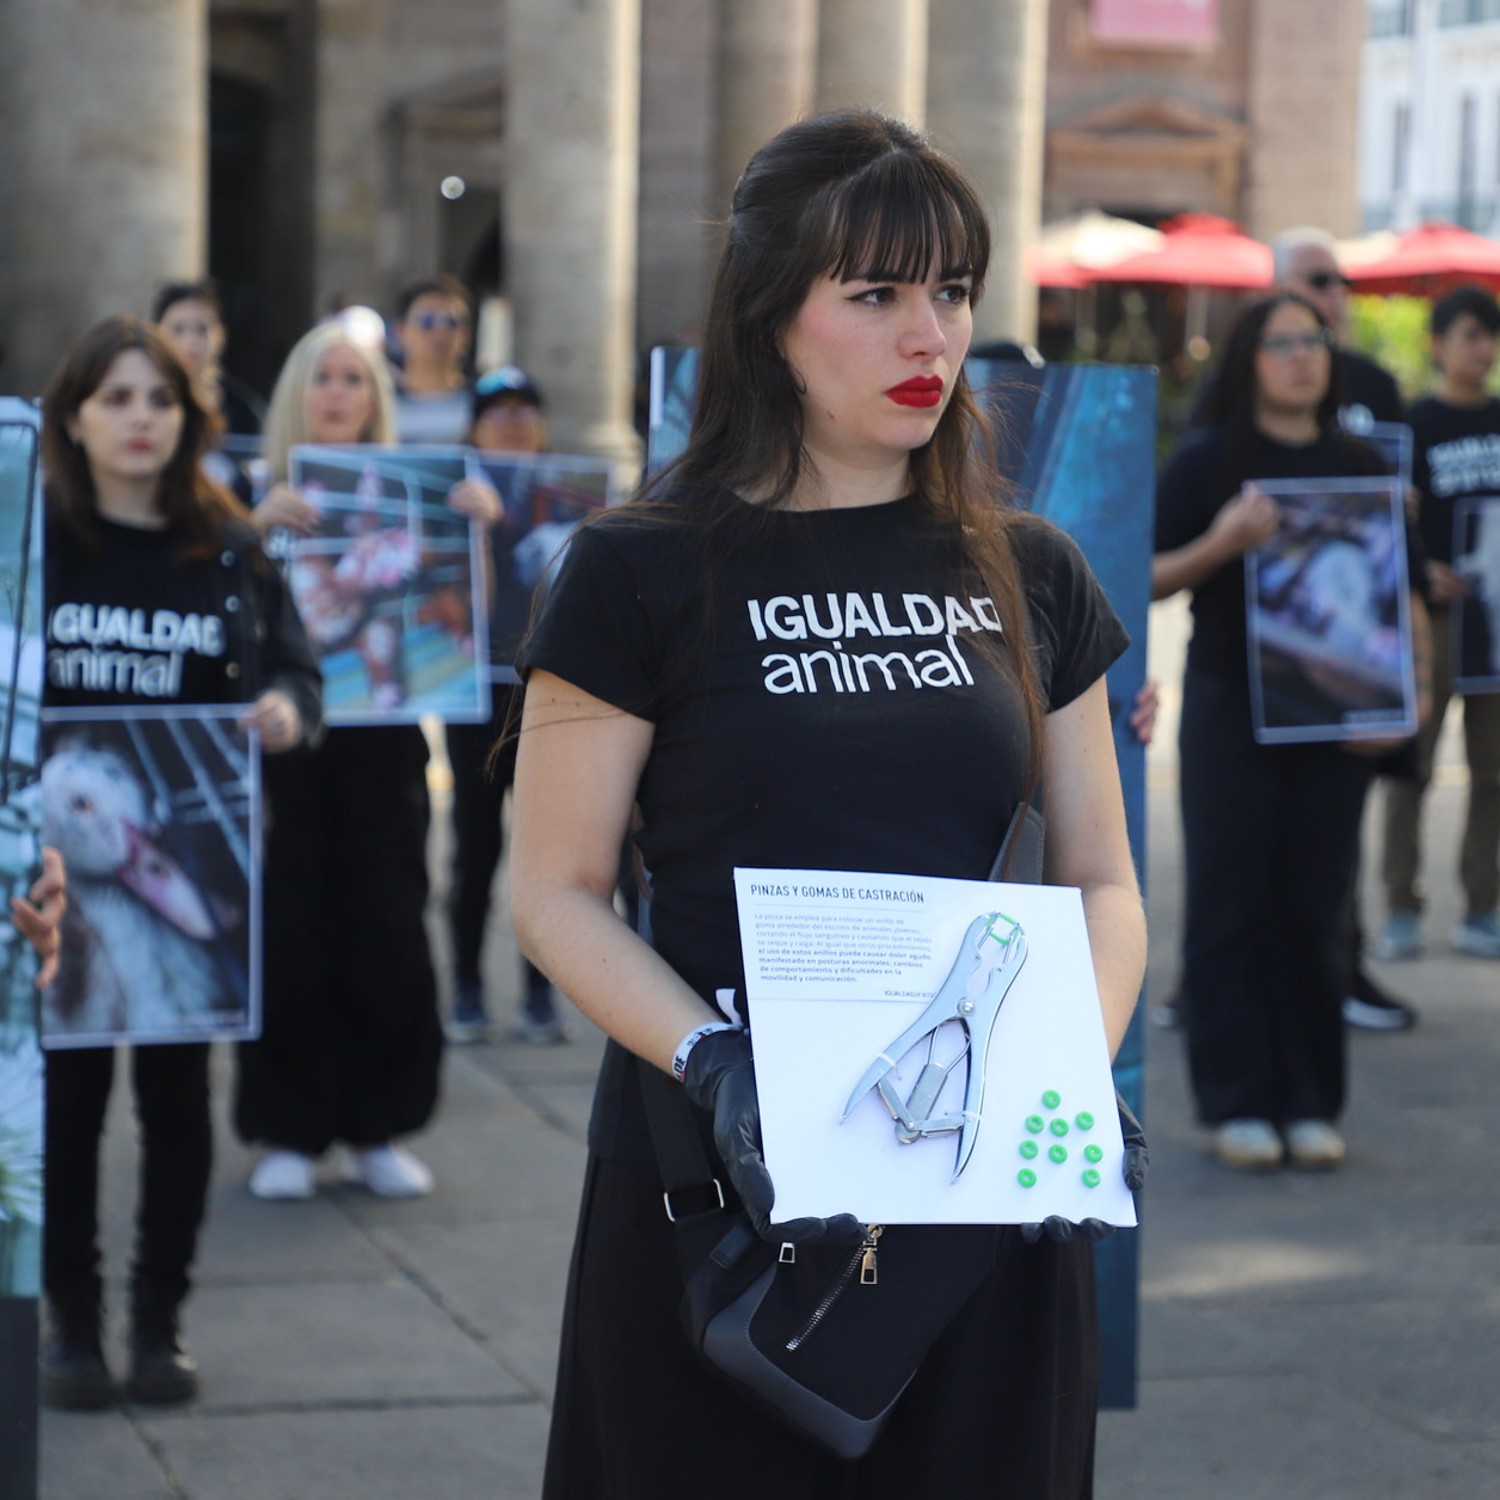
top-left (473, 364), bottom-right (544, 420)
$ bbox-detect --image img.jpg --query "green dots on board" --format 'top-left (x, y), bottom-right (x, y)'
top-left (1016, 1091), bottom-right (1107, 1193)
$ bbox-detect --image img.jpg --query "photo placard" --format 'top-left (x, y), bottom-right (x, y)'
top-left (286, 445), bottom-right (489, 724)
top-left (39, 708), bottom-right (262, 1049)
top-left (469, 452), bottom-right (617, 681)
top-left (1246, 477), bottom-right (1416, 744)
top-left (1453, 495), bottom-right (1500, 695)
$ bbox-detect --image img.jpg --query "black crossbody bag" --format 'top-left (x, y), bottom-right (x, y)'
top-left (639, 802), bottom-right (1045, 1461)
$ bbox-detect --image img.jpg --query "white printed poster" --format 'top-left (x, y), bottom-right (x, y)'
top-left (735, 868), bottom-right (1135, 1229)
top-left (1453, 496), bottom-right (1500, 695)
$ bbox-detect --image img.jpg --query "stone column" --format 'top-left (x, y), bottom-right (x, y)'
top-left (925, 0), bottom-right (1048, 344)
top-left (815, 0), bottom-right (927, 125)
top-left (506, 0), bottom-right (642, 460)
top-left (714, 0), bottom-right (818, 213)
top-left (0, 0), bottom-right (206, 397)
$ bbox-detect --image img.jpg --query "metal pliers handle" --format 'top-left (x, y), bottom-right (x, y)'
top-left (841, 911), bottom-right (1028, 1179)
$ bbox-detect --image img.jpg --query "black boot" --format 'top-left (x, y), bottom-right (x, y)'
top-left (127, 1296), bottom-right (199, 1406)
top-left (41, 1298), bottom-right (115, 1411)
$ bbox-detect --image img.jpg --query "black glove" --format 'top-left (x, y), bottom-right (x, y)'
top-left (1020, 1090), bottom-right (1148, 1246)
top-left (680, 1029), bottom-right (862, 1245)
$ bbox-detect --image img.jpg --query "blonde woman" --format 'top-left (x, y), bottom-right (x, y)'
top-left (234, 324), bottom-right (495, 1201)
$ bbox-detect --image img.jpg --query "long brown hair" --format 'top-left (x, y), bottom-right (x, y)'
top-left (41, 314), bottom-right (245, 559)
top-left (652, 109), bottom-right (1044, 791)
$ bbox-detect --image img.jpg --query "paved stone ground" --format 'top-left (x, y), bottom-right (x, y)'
top-left (39, 599), bottom-right (1500, 1498)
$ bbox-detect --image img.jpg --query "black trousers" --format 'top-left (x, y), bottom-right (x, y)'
top-left (233, 727), bottom-right (443, 1154)
top-left (445, 691), bottom-right (549, 1009)
top-left (1179, 671), bottom-right (1371, 1125)
top-left (44, 1043), bottom-right (212, 1316)
top-left (543, 1154), bottom-right (1098, 1500)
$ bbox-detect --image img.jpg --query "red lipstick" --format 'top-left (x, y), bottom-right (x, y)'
top-left (885, 376), bottom-right (943, 408)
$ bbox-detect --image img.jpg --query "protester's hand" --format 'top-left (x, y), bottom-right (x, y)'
top-left (12, 846), bottom-right (66, 989)
top-left (447, 478), bottom-right (501, 529)
top-left (1128, 679), bottom-right (1161, 747)
top-left (681, 1029), bottom-right (862, 1245)
top-left (1019, 1090), bottom-right (1146, 1246)
top-left (1208, 483), bottom-right (1280, 558)
top-left (240, 690), bottom-right (303, 753)
top-left (1426, 559), bottom-right (1469, 605)
top-left (252, 482), bottom-right (320, 537)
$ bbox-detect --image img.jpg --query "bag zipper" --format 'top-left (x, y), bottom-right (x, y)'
top-left (784, 1226), bottom-right (884, 1353)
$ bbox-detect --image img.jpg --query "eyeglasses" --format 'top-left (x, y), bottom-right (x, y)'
top-left (413, 310), bottom-right (465, 331)
top-left (1259, 330), bottom-right (1334, 357)
top-left (1302, 270), bottom-right (1351, 292)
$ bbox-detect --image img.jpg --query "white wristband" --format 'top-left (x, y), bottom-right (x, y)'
top-left (672, 1021), bottom-right (741, 1083)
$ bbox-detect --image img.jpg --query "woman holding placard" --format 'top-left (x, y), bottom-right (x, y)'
top-left (39, 315), bottom-right (320, 1408)
top-left (509, 111), bottom-right (1146, 1497)
top-left (1153, 294), bottom-right (1428, 1173)
top-left (233, 323), bottom-right (495, 1203)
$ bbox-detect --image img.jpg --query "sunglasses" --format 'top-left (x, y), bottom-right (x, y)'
top-left (1303, 270), bottom-right (1351, 292)
top-left (1259, 329), bottom-right (1334, 357)
top-left (413, 310), bottom-right (465, 331)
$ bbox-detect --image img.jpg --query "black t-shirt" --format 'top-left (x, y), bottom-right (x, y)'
top-left (48, 519), bottom-right (240, 709)
top-left (521, 491), bottom-right (1128, 1158)
top-left (1154, 424), bottom-right (1392, 684)
top-left (1408, 395), bottom-right (1500, 568)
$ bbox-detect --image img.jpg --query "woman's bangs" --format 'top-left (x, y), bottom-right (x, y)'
top-left (821, 157), bottom-right (989, 289)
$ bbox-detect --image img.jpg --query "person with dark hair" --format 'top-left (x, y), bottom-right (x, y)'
top-left (1153, 293), bottom-right (1429, 1172)
top-left (1378, 283), bottom-right (1500, 961)
top-left (390, 273), bottom-right (474, 445)
top-left (509, 110), bottom-right (1146, 1497)
top-left (444, 365), bottom-right (567, 1044)
top-left (38, 314), bottom-right (320, 1409)
top-left (153, 279), bottom-right (265, 438)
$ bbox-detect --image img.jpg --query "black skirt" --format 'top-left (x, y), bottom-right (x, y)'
top-left (543, 1153), bottom-right (1099, 1500)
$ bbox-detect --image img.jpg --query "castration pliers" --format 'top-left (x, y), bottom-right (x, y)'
top-left (841, 912), bottom-right (1028, 1180)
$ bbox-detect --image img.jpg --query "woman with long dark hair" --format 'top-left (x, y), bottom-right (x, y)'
top-left (1153, 293), bottom-right (1427, 1172)
top-left (509, 111), bottom-right (1145, 1497)
top-left (39, 315), bottom-right (320, 1408)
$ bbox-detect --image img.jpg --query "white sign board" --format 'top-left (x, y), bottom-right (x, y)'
top-left (735, 868), bottom-right (1136, 1228)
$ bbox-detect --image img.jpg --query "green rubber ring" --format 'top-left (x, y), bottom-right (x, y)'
top-left (1075, 1112), bottom-right (1095, 1131)
top-left (1019, 1140), bottom-right (1039, 1160)
top-left (1049, 1144), bottom-right (1068, 1164)
top-left (1025, 1115), bottom-right (1044, 1134)
top-left (1041, 1090), bottom-right (1061, 1110)
top-left (1049, 1118), bottom-right (1070, 1137)
top-left (1082, 1169), bottom-right (1101, 1188)
top-left (1018, 1168), bottom-right (1037, 1188)
top-left (1084, 1144), bottom-right (1104, 1163)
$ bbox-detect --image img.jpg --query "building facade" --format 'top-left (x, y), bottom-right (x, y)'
top-left (1360, 0), bottom-right (1500, 233)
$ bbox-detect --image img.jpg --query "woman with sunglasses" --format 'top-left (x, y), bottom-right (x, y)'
top-left (391, 275), bottom-right (474, 445)
top-left (1153, 293), bottom-right (1426, 1173)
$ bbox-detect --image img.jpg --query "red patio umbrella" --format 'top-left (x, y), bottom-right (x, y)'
top-left (1344, 221), bottom-right (1500, 295)
top-left (1083, 212), bottom-right (1273, 289)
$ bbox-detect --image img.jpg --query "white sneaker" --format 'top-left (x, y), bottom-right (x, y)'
top-left (343, 1144), bottom-right (434, 1199)
top-left (1284, 1120), bottom-right (1346, 1170)
top-left (1211, 1119), bottom-right (1284, 1171)
top-left (248, 1150), bottom-right (317, 1201)
top-left (1452, 912), bottom-right (1500, 959)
